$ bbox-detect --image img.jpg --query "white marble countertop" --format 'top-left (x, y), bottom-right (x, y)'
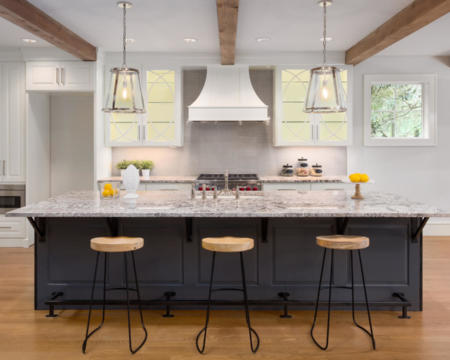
top-left (7, 190), bottom-right (449, 218)
top-left (99, 175), bottom-right (346, 183)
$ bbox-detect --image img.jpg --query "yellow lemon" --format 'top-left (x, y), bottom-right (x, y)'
top-left (360, 174), bottom-right (370, 183)
top-left (349, 173), bottom-right (361, 183)
top-left (104, 183), bottom-right (113, 190)
top-left (102, 189), bottom-right (111, 197)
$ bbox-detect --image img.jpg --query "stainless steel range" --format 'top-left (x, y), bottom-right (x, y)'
top-left (195, 172), bottom-right (262, 192)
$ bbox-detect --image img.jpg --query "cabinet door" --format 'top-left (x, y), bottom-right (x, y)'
top-left (60, 62), bottom-right (93, 91)
top-left (1, 63), bottom-right (25, 183)
top-left (263, 183), bottom-right (311, 191)
top-left (26, 62), bottom-right (59, 91)
top-left (274, 67), bottom-right (352, 146)
top-left (310, 183), bottom-right (349, 191)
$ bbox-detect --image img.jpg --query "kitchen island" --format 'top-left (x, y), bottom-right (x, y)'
top-left (7, 190), bottom-right (448, 317)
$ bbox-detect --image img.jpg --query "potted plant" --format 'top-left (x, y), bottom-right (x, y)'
top-left (116, 160), bottom-right (131, 177)
top-left (140, 160), bottom-right (154, 178)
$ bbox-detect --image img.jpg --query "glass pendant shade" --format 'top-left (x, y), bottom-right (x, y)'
top-left (103, 67), bottom-right (145, 113)
top-left (304, 66), bottom-right (346, 113)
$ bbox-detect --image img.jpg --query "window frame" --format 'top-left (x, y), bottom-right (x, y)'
top-left (363, 74), bottom-right (437, 147)
top-left (105, 65), bottom-right (183, 147)
top-left (274, 65), bottom-right (353, 147)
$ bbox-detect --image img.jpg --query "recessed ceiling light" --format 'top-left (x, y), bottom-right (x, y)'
top-left (22, 38), bottom-right (37, 44)
top-left (184, 37), bottom-right (198, 43)
top-left (320, 36), bottom-right (332, 42)
top-left (256, 37), bottom-right (270, 43)
top-left (318, 0), bottom-right (332, 7)
top-left (125, 38), bottom-right (135, 44)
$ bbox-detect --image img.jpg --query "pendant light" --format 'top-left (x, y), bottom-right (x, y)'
top-left (304, 0), bottom-right (346, 113)
top-left (103, 1), bottom-right (145, 113)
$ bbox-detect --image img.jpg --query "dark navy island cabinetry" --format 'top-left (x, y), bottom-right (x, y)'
top-left (8, 190), bottom-right (446, 316)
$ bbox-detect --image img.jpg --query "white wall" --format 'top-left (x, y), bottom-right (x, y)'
top-left (348, 56), bottom-right (450, 230)
top-left (50, 94), bottom-right (94, 196)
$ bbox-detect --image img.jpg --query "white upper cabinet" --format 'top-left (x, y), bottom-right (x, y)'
top-left (26, 61), bottom-right (94, 92)
top-left (274, 66), bottom-right (352, 146)
top-left (106, 67), bottom-right (183, 147)
top-left (0, 62), bottom-right (26, 183)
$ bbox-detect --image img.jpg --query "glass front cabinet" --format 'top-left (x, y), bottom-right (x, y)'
top-left (106, 67), bottom-right (183, 147)
top-left (274, 66), bottom-right (352, 146)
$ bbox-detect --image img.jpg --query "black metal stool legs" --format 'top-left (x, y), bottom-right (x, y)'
top-left (351, 250), bottom-right (376, 350)
top-left (240, 252), bottom-right (260, 353)
top-left (82, 252), bottom-right (108, 354)
top-left (124, 252), bottom-right (148, 354)
top-left (311, 248), bottom-right (376, 351)
top-left (196, 251), bottom-right (216, 354)
top-left (82, 251), bottom-right (147, 354)
top-left (196, 251), bottom-right (260, 354)
top-left (310, 248), bottom-right (334, 350)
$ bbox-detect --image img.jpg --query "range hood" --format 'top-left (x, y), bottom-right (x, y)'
top-left (188, 65), bottom-right (269, 122)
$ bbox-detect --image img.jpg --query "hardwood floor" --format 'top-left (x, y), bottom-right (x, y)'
top-left (1, 237), bottom-right (450, 359)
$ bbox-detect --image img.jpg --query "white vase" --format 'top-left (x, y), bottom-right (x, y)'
top-left (142, 169), bottom-right (150, 179)
top-left (122, 165), bottom-right (140, 199)
top-left (120, 169), bottom-right (126, 177)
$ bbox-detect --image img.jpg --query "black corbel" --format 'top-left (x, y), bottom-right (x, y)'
top-left (186, 218), bottom-right (193, 242)
top-left (412, 217), bottom-right (429, 243)
top-left (261, 218), bottom-right (269, 243)
top-left (27, 217), bottom-right (45, 242)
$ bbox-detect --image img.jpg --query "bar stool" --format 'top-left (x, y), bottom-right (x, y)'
top-left (310, 235), bottom-right (376, 350)
top-left (82, 236), bottom-right (148, 354)
top-left (196, 236), bottom-right (260, 354)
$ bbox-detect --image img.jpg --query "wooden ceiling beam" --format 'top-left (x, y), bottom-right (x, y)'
top-left (345, 0), bottom-right (450, 65)
top-left (216, 0), bottom-right (239, 65)
top-left (0, 0), bottom-right (96, 61)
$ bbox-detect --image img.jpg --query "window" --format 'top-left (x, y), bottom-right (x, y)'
top-left (274, 67), bottom-right (352, 146)
top-left (364, 74), bottom-right (436, 146)
top-left (106, 67), bottom-right (183, 147)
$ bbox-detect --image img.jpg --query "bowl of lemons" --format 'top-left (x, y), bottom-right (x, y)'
top-left (98, 181), bottom-right (120, 200)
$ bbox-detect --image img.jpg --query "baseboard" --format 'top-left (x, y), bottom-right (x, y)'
top-left (0, 237), bottom-right (33, 248)
top-left (424, 219), bottom-right (450, 237)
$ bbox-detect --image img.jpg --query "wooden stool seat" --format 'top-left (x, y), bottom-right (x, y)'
top-left (316, 235), bottom-right (369, 250)
top-left (90, 236), bottom-right (144, 253)
top-left (202, 237), bottom-right (254, 253)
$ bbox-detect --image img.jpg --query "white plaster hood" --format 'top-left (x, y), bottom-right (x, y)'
top-left (188, 65), bottom-right (269, 122)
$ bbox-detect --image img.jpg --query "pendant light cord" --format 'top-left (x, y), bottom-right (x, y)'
top-left (122, 3), bottom-right (127, 68)
top-left (322, 0), bottom-right (327, 66)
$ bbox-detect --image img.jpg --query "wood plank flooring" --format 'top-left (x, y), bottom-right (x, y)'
top-left (1, 236), bottom-right (449, 359)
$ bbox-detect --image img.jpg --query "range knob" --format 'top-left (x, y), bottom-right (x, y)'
top-left (198, 186), bottom-right (203, 191)
top-left (246, 186), bottom-right (251, 191)
top-left (252, 187), bottom-right (259, 191)
top-left (239, 187), bottom-right (245, 191)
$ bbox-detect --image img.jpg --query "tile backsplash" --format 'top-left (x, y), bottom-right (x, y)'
top-left (111, 69), bottom-right (347, 176)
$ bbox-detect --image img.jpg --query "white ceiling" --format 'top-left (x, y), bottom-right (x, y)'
top-left (0, 16), bottom-right (51, 48)
top-left (0, 0), bottom-right (447, 57)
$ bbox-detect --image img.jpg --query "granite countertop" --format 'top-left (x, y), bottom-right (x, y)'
top-left (259, 175), bottom-right (347, 183)
top-left (7, 190), bottom-right (449, 218)
top-left (100, 176), bottom-right (197, 183)
top-left (99, 175), bottom-right (347, 183)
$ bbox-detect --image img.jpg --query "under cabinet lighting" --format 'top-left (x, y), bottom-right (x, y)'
top-left (184, 38), bottom-right (198, 43)
top-left (256, 37), bottom-right (270, 43)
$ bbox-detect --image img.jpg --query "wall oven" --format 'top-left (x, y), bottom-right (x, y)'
top-left (0, 185), bottom-right (25, 215)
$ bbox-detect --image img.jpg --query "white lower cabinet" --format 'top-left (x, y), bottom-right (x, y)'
top-left (263, 183), bottom-right (312, 191)
top-left (310, 183), bottom-right (349, 191)
top-left (0, 215), bottom-right (27, 246)
top-left (263, 182), bottom-right (350, 191)
top-left (145, 183), bottom-right (191, 191)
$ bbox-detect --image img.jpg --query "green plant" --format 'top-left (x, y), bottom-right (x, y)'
top-left (116, 160), bottom-right (131, 170)
top-left (140, 160), bottom-right (154, 170)
top-left (131, 160), bottom-right (142, 170)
